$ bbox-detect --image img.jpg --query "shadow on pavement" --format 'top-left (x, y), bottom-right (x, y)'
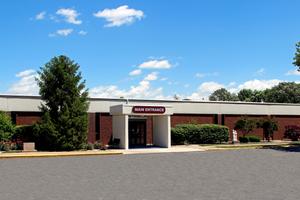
top-left (261, 144), bottom-right (300, 152)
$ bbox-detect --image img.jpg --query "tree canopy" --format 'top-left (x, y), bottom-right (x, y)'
top-left (209, 82), bottom-right (300, 103)
top-left (34, 55), bottom-right (89, 151)
top-left (209, 88), bottom-right (238, 101)
top-left (293, 42), bottom-right (300, 71)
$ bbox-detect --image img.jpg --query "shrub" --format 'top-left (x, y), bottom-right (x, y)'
top-left (0, 111), bottom-right (15, 142)
top-left (171, 124), bottom-right (229, 144)
top-left (239, 136), bottom-right (249, 143)
top-left (239, 135), bottom-right (260, 143)
top-left (14, 125), bottom-right (35, 142)
top-left (284, 125), bottom-right (300, 141)
top-left (93, 141), bottom-right (102, 149)
top-left (171, 127), bottom-right (187, 144)
top-left (86, 143), bottom-right (94, 150)
top-left (0, 142), bottom-right (21, 151)
top-left (247, 135), bottom-right (261, 142)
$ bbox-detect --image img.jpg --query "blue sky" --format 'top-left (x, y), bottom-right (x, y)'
top-left (1, 0), bottom-right (300, 99)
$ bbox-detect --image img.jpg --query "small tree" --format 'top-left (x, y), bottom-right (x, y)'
top-left (0, 111), bottom-right (15, 142)
top-left (234, 116), bottom-right (257, 137)
top-left (258, 117), bottom-right (278, 142)
top-left (34, 55), bottom-right (89, 151)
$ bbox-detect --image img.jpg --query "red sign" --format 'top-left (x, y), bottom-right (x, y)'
top-left (132, 106), bottom-right (166, 114)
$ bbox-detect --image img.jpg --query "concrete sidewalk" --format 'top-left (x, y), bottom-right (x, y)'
top-left (0, 150), bottom-right (123, 159)
top-left (0, 145), bottom-right (206, 159)
top-left (123, 145), bottom-right (206, 154)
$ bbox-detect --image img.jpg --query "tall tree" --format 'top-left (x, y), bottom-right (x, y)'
top-left (209, 88), bottom-right (238, 101)
top-left (264, 82), bottom-right (300, 103)
top-left (238, 89), bottom-right (253, 102)
top-left (34, 55), bottom-right (89, 151)
top-left (293, 42), bottom-right (300, 71)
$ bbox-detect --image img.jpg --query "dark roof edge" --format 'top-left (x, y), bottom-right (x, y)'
top-left (1, 94), bottom-right (300, 106)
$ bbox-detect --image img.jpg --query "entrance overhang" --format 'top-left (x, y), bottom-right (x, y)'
top-left (110, 104), bottom-right (173, 149)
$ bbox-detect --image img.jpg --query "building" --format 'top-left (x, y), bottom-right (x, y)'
top-left (1, 95), bottom-right (300, 149)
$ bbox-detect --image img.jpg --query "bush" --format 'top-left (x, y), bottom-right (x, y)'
top-left (93, 141), bottom-right (102, 149)
top-left (0, 142), bottom-right (21, 151)
top-left (239, 136), bottom-right (249, 143)
top-left (171, 124), bottom-right (229, 144)
top-left (247, 135), bottom-right (261, 142)
top-left (0, 111), bottom-right (15, 142)
top-left (239, 135), bottom-right (261, 143)
top-left (284, 125), bottom-right (300, 141)
top-left (86, 143), bottom-right (94, 150)
top-left (171, 127), bottom-right (187, 144)
top-left (14, 125), bottom-right (35, 142)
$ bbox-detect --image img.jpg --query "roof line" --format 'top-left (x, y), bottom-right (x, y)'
top-left (1, 94), bottom-right (300, 106)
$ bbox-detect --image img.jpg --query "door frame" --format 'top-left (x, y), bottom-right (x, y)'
top-left (128, 118), bottom-right (147, 148)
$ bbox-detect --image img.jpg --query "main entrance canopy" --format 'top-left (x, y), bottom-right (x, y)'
top-left (110, 104), bottom-right (173, 149)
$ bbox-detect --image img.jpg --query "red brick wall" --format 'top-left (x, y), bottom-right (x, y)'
top-left (87, 113), bottom-right (96, 143)
top-left (223, 115), bottom-right (300, 140)
top-left (14, 112), bottom-right (41, 125)
top-left (99, 113), bottom-right (113, 146)
top-left (272, 115), bottom-right (300, 140)
top-left (224, 115), bottom-right (265, 140)
top-left (171, 114), bottom-right (215, 127)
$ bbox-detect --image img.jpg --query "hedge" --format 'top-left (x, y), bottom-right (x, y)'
top-left (239, 135), bottom-right (261, 143)
top-left (171, 124), bottom-right (229, 144)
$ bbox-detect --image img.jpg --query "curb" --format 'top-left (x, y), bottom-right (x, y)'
top-left (0, 151), bottom-right (123, 159)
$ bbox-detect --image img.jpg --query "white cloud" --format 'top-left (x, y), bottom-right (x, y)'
top-left (56, 8), bottom-right (82, 25)
top-left (286, 69), bottom-right (300, 76)
top-left (50, 29), bottom-right (73, 37)
top-left (94, 5), bottom-right (144, 27)
top-left (144, 72), bottom-right (158, 81)
top-left (188, 79), bottom-right (284, 100)
top-left (195, 72), bottom-right (219, 78)
top-left (236, 79), bottom-right (282, 91)
top-left (8, 69), bottom-right (39, 95)
top-left (90, 72), bottom-right (163, 99)
top-left (188, 82), bottom-right (224, 100)
top-left (78, 30), bottom-right (87, 35)
top-left (35, 11), bottom-right (46, 20)
top-left (129, 69), bottom-right (142, 76)
top-left (139, 59), bottom-right (171, 69)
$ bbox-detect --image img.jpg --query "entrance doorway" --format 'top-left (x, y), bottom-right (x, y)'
top-left (129, 119), bottom-right (146, 148)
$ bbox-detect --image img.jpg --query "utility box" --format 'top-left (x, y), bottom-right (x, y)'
top-left (23, 142), bottom-right (36, 152)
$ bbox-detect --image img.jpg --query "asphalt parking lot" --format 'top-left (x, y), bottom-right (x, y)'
top-left (1, 149), bottom-right (300, 200)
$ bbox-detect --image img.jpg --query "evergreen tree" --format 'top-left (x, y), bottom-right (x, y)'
top-left (34, 55), bottom-right (89, 151)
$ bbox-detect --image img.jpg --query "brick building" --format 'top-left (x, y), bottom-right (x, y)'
top-left (1, 95), bottom-right (300, 149)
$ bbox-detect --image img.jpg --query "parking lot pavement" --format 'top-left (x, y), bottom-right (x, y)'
top-left (1, 149), bottom-right (300, 200)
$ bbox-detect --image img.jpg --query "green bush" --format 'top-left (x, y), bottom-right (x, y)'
top-left (171, 127), bottom-right (187, 144)
top-left (86, 143), bottom-right (94, 150)
top-left (0, 142), bottom-right (21, 151)
top-left (14, 125), bottom-right (35, 142)
top-left (93, 141), bottom-right (102, 149)
top-left (239, 135), bottom-right (260, 143)
top-left (247, 135), bottom-right (261, 142)
top-left (239, 136), bottom-right (249, 143)
top-left (171, 124), bottom-right (229, 144)
top-left (0, 111), bottom-right (15, 142)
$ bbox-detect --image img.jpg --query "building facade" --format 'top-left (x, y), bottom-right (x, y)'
top-left (1, 95), bottom-right (300, 149)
